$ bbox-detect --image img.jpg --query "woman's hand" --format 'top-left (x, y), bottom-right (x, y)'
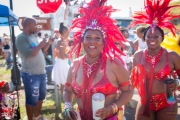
top-left (95, 106), bottom-right (113, 120)
top-left (169, 80), bottom-right (177, 91)
top-left (65, 108), bottom-right (78, 120)
top-left (0, 81), bottom-right (9, 93)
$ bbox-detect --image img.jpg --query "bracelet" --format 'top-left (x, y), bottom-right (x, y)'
top-left (175, 79), bottom-right (180, 87)
top-left (111, 103), bottom-right (118, 114)
top-left (111, 104), bottom-right (115, 114)
top-left (65, 82), bottom-right (71, 87)
top-left (64, 108), bottom-right (71, 117)
top-left (64, 102), bottom-right (72, 110)
top-left (112, 103), bottom-right (118, 113)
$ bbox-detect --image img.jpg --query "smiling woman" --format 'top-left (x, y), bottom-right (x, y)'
top-left (63, 0), bottom-right (134, 120)
top-left (83, 30), bottom-right (104, 58)
top-left (130, 0), bottom-right (180, 120)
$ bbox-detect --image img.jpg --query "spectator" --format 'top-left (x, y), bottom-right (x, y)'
top-left (133, 26), bottom-right (147, 51)
top-left (37, 32), bottom-right (43, 43)
top-left (2, 36), bottom-right (12, 69)
top-left (119, 26), bottom-right (135, 56)
top-left (0, 80), bottom-right (9, 93)
top-left (51, 22), bottom-right (70, 95)
top-left (16, 17), bottom-right (52, 120)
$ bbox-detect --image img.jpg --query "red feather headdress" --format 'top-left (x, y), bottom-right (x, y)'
top-left (70, 0), bottom-right (126, 65)
top-left (129, 0), bottom-right (180, 35)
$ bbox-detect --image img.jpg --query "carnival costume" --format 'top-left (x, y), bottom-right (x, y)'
top-left (0, 81), bottom-right (17, 119)
top-left (52, 39), bottom-right (70, 85)
top-left (130, 0), bottom-right (180, 117)
top-left (64, 0), bottom-right (132, 119)
top-left (161, 33), bottom-right (180, 55)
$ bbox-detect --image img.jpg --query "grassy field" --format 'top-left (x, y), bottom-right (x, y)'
top-left (0, 56), bottom-right (65, 120)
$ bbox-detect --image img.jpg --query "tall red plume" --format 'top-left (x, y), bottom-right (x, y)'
top-left (129, 0), bottom-right (180, 36)
top-left (70, 0), bottom-right (126, 65)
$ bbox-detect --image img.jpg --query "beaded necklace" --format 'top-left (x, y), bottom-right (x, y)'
top-left (145, 47), bottom-right (163, 67)
top-left (82, 56), bottom-right (101, 78)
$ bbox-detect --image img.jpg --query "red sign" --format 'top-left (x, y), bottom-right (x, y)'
top-left (36, 0), bottom-right (62, 14)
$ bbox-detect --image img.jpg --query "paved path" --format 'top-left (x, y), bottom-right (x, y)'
top-left (124, 89), bottom-right (180, 120)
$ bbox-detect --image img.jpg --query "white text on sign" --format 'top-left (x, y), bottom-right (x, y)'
top-left (37, 0), bottom-right (58, 4)
top-left (36, 19), bottom-right (48, 23)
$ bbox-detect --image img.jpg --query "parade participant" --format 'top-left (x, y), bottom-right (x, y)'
top-left (119, 26), bottom-right (135, 56)
top-left (37, 32), bottom-right (43, 43)
top-left (130, 0), bottom-right (180, 120)
top-left (16, 17), bottom-right (52, 120)
top-left (51, 22), bottom-right (70, 95)
top-left (133, 26), bottom-right (147, 51)
top-left (63, 0), bottom-right (134, 119)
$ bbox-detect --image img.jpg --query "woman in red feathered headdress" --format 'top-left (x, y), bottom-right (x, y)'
top-left (130, 0), bottom-right (180, 120)
top-left (63, 0), bottom-right (134, 120)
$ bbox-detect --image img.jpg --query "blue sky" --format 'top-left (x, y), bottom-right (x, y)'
top-left (1, 0), bottom-right (175, 36)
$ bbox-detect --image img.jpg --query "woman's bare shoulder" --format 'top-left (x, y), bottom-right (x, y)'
top-left (167, 50), bottom-right (180, 60)
top-left (107, 57), bottom-right (125, 70)
top-left (71, 56), bottom-right (84, 67)
top-left (134, 50), bottom-right (143, 56)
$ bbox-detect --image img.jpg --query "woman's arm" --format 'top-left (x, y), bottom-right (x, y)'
top-left (63, 60), bottom-right (79, 120)
top-left (112, 61), bottom-right (134, 108)
top-left (96, 59), bottom-right (134, 119)
top-left (63, 63), bottom-right (74, 103)
top-left (133, 39), bottom-right (138, 51)
top-left (169, 51), bottom-right (180, 90)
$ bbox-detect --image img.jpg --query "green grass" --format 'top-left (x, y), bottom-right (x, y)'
top-left (0, 56), bottom-right (11, 80)
top-left (0, 55), bottom-right (65, 120)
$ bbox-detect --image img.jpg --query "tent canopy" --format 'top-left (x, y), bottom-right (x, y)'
top-left (0, 4), bottom-right (18, 26)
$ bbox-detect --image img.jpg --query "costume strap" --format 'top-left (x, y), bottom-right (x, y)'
top-left (119, 80), bottom-right (132, 89)
top-left (65, 82), bottom-right (71, 87)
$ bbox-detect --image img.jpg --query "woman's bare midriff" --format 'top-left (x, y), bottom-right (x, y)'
top-left (151, 79), bottom-right (165, 94)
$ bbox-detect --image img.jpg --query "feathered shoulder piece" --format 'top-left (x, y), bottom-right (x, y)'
top-left (70, 0), bottom-right (126, 64)
top-left (129, 0), bottom-right (180, 36)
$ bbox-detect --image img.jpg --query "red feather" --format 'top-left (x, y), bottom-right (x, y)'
top-left (129, 0), bottom-right (180, 35)
top-left (70, 0), bottom-right (126, 65)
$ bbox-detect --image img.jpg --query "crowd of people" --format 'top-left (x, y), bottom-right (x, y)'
top-left (1, 0), bottom-right (180, 120)
top-left (0, 33), bottom-right (12, 69)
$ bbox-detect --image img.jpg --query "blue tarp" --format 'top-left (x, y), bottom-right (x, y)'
top-left (0, 4), bottom-right (18, 26)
